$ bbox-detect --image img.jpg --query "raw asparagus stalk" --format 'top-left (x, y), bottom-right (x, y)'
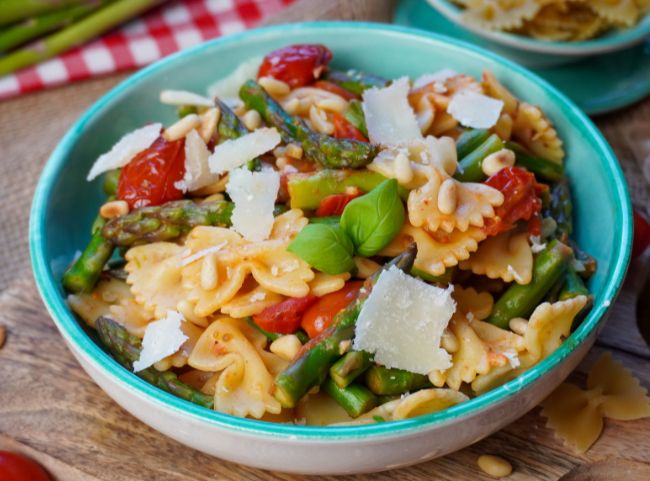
top-left (323, 69), bottom-right (388, 95)
top-left (95, 317), bottom-right (213, 408)
top-left (323, 377), bottom-right (377, 418)
top-left (487, 239), bottom-right (573, 328)
top-left (273, 244), bottom-right (417, 408)
top-left (239, 80), bottom-right (379, 169)
top-left (365, 365), bottom-right (429, 395)
top-left (0, 0), bottom-right (165, 76)
top-left (456, 129), bottom-right (490, 159)
top-left (102, 200), bottom-right (234, 246)
top-left (506, 141), bottom-right (564, 182)
top-left (287, 169), bottom-right (408, 210)
top-left (330, 351), bottom-right (373, 388)
top-left (454, 134), bottom-right (504, 182)
top-left (0, 0), bottom-right (92, 26)
top-left (343, 100), bottom-right (368, 137)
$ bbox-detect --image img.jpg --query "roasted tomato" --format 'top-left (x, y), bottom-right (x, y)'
top-left (313, 80), bottom-right (360, 100)
top-left (257, 44), bottom-right (333, 88)
top-left (331, 112), bottom-right (367, 142)
top-left (253, 296), bottom-right (318, 334)
top-left (301, 281), bottom-right (363, 338)
top-left (117, 135), bottom-right (185, 209)
top-left (633, 208), bottom-right (650, 258)
top-left (483, 167), bottom-right (543, 236)
top-left (0, 451), bottom-right (51, 481)
top-left (315, 191), bottom-right (363, 217)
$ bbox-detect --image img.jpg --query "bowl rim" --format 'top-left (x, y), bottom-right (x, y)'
top-left (30, 21), bottom-right (632, 441)
top-left (427, 0), bottom-right (650, 56)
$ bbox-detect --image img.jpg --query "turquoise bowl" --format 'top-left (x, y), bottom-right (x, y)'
top-left (30, 22), bottom-right (632, 474)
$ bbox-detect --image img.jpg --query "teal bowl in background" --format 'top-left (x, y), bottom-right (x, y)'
top-left (30, 22), bottom-right (632, 474)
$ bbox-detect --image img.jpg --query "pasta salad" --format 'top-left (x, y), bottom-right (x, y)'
top-left (64, 43), bottom-right (595, 425)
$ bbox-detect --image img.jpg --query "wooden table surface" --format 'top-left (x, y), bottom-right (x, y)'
top-left (1, 1), bottom-right (650, 479)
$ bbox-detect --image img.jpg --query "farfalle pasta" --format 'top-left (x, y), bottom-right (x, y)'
top-left (64, 43), bottom-right (600, 427)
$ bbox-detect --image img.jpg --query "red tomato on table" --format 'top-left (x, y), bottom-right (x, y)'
top-left (0, 451), bottom-right (51, 481)
top-left (253, 296), bottom-right (318, 334)
top-left (331, 113), bottom-right (368, 142)
top-left (301, 281), bottom-right (363, 338)
top-left (483, 167), bottom-right (543, 236)
top-left (117, 135), bottom-right (186, 209)
top-left (258, 44), bottom-right (333, 88)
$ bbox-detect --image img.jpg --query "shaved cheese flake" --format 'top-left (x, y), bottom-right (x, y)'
top-left (448, 91), bottom-right (503, 129)
top-left (412, 69), bottom-right (457, 89)
top-left (207, 56), bottom-right (263, 102)
top-left (208, 127), bottom-right (281, 175)
top-left (160, 89), bottom-right (213, 107)
top-left (133, 310), bottom-right (188, 372)
top-left (362, 77), bottom-right (422, 145)
top-left (178, 129), bottom-right (219, 192)
top-left (178, 241), bottom-right (228, 267)
top-left (353, 266), bottom-right (455, 374)
top-left (226, 168), bottom-right (280, 242)
top-left (87, 123), bottom-right (161, 181)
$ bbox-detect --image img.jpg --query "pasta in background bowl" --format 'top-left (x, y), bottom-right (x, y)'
top-left (30, 22), bottom-right (631, 474)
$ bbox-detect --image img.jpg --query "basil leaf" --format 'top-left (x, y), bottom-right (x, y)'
top-left (287, 223), bottom-right (355, 275)
top-left (340, 179), bottom-right (405, 257)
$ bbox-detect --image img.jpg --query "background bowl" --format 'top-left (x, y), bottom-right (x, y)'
top-left (30, 22), bottom-right (632, 474)
top-left (427, 0), bottom-right (650, 68)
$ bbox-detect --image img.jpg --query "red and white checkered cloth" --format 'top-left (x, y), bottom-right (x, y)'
top-left (0, 0), bottom-right (295, 100)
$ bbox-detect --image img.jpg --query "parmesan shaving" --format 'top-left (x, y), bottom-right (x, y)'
top-left (448, 90), bottom-right (504, 129)
top-left (178, 241), bottom-right (228, 267)
top-left (208, 127), bottom-right (281, 174)
top-left (133, 310), bottom-right (188, 372)
top-left (412, 69), bottom-right (457, 90)
top-left (178, 129), bottom-right (219, 192)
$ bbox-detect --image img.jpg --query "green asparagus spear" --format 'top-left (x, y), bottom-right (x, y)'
top-left (323, 377), bottom-right (377, 418)
top-left (456, 129), bottom-right (490, 159)
top-left (239, 80), bottom-right (379, 169)
top-left (0, 0), bottom-right (165, 75)
top-left (411, 266), bottom-right (454, 284)
top-left (287, 169), bottom-right (408, 210)
top-left (274, 244), bottom-right (417, 408)
top-left (62, 229), bottom-right (114, 294)
top-left (103, 169), bottom-right (120, 196)
top-left (487, 239), bottom-right (573, 328)
top-left (546, 178), bottom-right (573, 240)
top-left (0, 0), bottom-right (92, 26)
top-left (559, 267), bottom-right (590, 301)
top-left (102, 200), bottom-right (234, 246)
top-left (95, 317), bottom-right (213, 408)
top-left (177, 105), bottom-right (199, 118)
top-left (365, 365), bottom-right (429, 395)
top-left (454, 134), bottom-right (504, 182)
top-left (324, 70), bottom-right (388, 95)
top-left (330, 351), bottom-right (373, 388)
top-left (343, 100), bottom-right (368, 137)
top-left (506, 141), bottom-right (564, 182)
top-left (570, 242), bottom-right (597, 280)
top-left (214, 98), bottom-right (261, 171)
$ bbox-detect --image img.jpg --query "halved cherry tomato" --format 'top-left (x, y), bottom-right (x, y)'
top-left (315, 191), bottom-right (363, 217)
top-left (301, 281), bottom-right (363, 338)
top-left (331, 112), bottom-right (368, 142)
top-left (117, 135), bottom-right (186, 209)
top-left (258, 44), bottom-right (333, 88)
top-left (253, 295), bottom-right (317, 334)
top-left (483, 167), bottom-right (542, 236)
top-left (633, 209), bottom-right (650, 258)
top-left (0, 451), bottom-right (51, 481)
top-left (313, 80), bottom-right (359, 100)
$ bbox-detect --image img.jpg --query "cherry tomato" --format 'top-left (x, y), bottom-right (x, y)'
top-left (483, 167), bottom-right (542, 236)
top-left (0, 451), bottom-right (51, 481)
top-left (301, 281), bottom-right (363, 338)
top-left (117, 135), bottom-right (186, 209)
top-left (315, 191), bottom-right (363, 217)
top-left (253, 296), bottom-right (318, 334)
top-left (633, 209), bottom-right (650, 258)
top-left (257, 44), bottom-right (333, 88)
top-left (313, 80), bottom-right (359, 100)
top-left (331, 112), bottom-right (368, 142)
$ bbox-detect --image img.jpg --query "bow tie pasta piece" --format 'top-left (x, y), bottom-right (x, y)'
top-left (638, 0), bottom-right (650, 14)
top-left (227, 317), bottom-right (289, 377)
top-left (589, 0), bottom-right (639, 27)
top-left (381, 224), bottom-right (486, 277)
top-left (522, 2), bottom-right (604, 41)
top-left (269, 208), bottom-right (309, 241)
top-left (541, 352), bottom-right (650, 453)
top-left (309, 272), bottom-right (350, 297)
top-left (481, 71), bottom-right (518, 116)
top-left (220, 285), bottom-right (284, 319)
top-left (188, 318), bottom-right (281, 418)
top-left (512, 102), bottom-right (564, 164)
top-left (453, 285), bottom-right (494, 321)
top-left (408, 167), bottom-right (504, 234)
top-left (153, 320), bottom-right (204, 371)
top-left (460, 0), bottom-right (542, 30)
top-left (459, 230), bottom-right (533, 285)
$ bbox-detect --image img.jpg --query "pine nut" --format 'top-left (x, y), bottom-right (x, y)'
top-left (177, 300), bottom-right (206, 326)
top-left (354, 257), bottom-right (381, 279)
top-left (163, 113), bottom-right (201, 141)
top-left (441, 329), bottom-right (459, 353)
top-left (270, 335), bottom-right (302, 361)
top-left (477, 455), bottom-right (513, 478)
top-left (242, 109), bottom-right (261, 130)
top-left (338, 339), bottom-right (352, 355)
top-left (481, 148), bottom-right (516, 177)
top-left (200, 253), bottom-right (219, 291)
top-left (282, 97), bottom-right (301, 115)
top-left (437, 178), bottom-right (458, 215)
top-left (394, 151), bottom-right (414, 184)
top-left (309, 105), bottom-right (334, 135)
top-left (100, 200), bottom-right (129, 219)
top-left (199, 107), bottom-right (220, 143)
top-left (416, 95), bottom-right (434, 134)
top-left (316, 97), bottom-right (347, 113)
top-left (275, 156), bottom-right (290, 170)
top-left (285, 143), bottom-right (303, 159)
top-left (258, 76), bottom-right (290, 98)
top-left (509, 317), bottom-right (528, 336)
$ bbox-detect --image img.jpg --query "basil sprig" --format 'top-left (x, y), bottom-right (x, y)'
top-left (288, 179), bottom-right (405, 274)
top-left (341, 179), bottom-right (405, 257)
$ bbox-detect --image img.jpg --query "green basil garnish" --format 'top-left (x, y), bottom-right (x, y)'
top-left (340, 179), bottom-right (405, 257)
top-left (287, 223), bottom-right (355, 275)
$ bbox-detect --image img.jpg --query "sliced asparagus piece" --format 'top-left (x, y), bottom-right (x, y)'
top-left (454, 133), bottom-right (504, 182)
top-left (343, 100), bottom-right (368, 137)
top-left (324, 70), bottom-right (388, 95)
top-left (365, 365), bottom-right (429, 396)
top-left (330, 351), bottom-right (373, 388)
top-left (506, 141), bottom-right (564, 182)
top-left (323, 377), bottom-right (377, 418)
top-left (456, 129), bottom-right (490, 160)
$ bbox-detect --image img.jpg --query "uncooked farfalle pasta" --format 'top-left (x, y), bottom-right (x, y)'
top-left (64, 43), bottom-right (597, 425)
